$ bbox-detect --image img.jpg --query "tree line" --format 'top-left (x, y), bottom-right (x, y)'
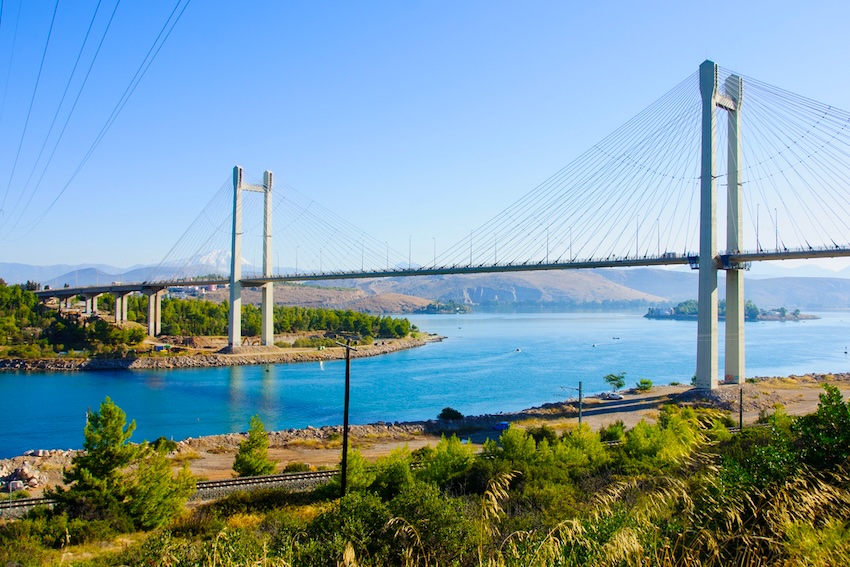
top-left (157, 298), bottom-right (413, 339)
top-left (0, 280), bottom-right (415, 359)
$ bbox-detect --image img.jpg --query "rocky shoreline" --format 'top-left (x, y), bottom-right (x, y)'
top-left (3, 372), bottom-right (850, 498)
top-left (0, 335), bottom-right (442, 372)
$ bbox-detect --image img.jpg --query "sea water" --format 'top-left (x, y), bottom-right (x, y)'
top-left (1, 311), bottom-right (849, 458)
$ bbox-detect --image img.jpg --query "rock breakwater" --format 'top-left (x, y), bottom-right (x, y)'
top-left (0, 336), bottom-right (442, 372)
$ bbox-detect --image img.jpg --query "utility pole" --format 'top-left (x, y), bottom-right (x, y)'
top-left (739, 387), bottom-right (744, 430)
top-left (335, 338), bottom-right (358, 498)
top-left (578, 381), bottom-right (583, 425)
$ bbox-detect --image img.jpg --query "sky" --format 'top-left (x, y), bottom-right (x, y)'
top-left (1, 0), bottom-right (850, 272)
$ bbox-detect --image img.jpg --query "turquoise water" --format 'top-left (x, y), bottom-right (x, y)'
top-left (2, 311), bottom-right (849, 458)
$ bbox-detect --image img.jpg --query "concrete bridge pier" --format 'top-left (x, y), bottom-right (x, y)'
top-left (144, 288), bottom-right (165, 336)
top-left (83, 293), bottom-right (99, 316)
top-left (113, 292), bottom-right (130, 325)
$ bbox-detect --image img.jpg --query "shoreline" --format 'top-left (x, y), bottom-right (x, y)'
top-left (5, 372), bottom-right (850, 494)
top-left (0, 334), bottom-right (442, 372)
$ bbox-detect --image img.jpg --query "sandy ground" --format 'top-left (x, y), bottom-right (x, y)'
top-left (4, 373), bottom-right (850, 496)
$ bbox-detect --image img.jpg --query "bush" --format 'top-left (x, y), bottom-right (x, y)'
top-left (283, 462), bottom-right (311, 473)
top-left (636, 378), bottom-right (653, 392)
top-left (233, 415), bottom-right (277, 477)
top-left (389, 480), bottom-right (476, 564)
top-left (794, 384), bottom-right (850, 469)
top-left (416, 435), bottom-right (475, 488)
top-left (301, 491), bottom-right (392, 566)
top-left (438, 407), bottom-right (464, 420)
top-left (526, 425), bottom-right (559, 445)
top-left (599, 420), bottom-right (626, 443)
top-left (151, 436), bottom-right (178, 452)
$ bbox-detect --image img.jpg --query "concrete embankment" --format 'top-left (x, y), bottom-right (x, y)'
top-left (0, 336), bottom-right (441, 372)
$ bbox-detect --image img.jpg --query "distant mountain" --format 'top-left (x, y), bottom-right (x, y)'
top-left (0, 262), bottom-right (126, 284)
top-left (747, 277), bottom-right (850, 310)
top-left (594, 268), bottom-right (698, 302)
top-left (314, 271), bottom-right (666, 306)
top-left (7, 259), bottom-right (850, 311)
top-left (747, 262), bottom-right (850, 280)
top-left (595, 267), bottom-right (850, 310)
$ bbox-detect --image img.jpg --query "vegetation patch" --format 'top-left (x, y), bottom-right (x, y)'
top-left (7, 386), bottom-right (850, 566)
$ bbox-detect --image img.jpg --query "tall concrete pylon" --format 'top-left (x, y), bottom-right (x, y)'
top-left (228, 166), bottom-right (274, 349)
top-left (724, 75), bottom-right (745, 384)
top-left (696, 61), bottom-right (744, 389)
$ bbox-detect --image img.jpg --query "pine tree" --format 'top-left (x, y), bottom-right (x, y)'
top-left (125, 445), bottom-right (195, 529)
top-left (233, 415), bottom-right (277, 477)
top-left (50, 396), bottom-right (196, 529)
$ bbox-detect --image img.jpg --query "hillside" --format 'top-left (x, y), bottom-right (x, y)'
top-left (595, 268), bottom-right (850, 310)
top-left (318, 270), bottom-right (665, 306)
top-left (6, 261), bottom-right (850, 312)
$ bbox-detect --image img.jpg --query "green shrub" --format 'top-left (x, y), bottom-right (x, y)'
top-left (794, 384), bottom-right (850, 469)
top-left (526, 425), bottom-right (559, 445)
top-left (370, 446), bottom-right (413, 500)
top-left (416, 435), bottom-right (475, 488)
top-left (438, 406), bottom-right (464, 420)
top-left (599, 420), bottom-right (626, 443)
top-left (301, 491), bottom-right (392, 566)
top-left (636, 378), bottom-right (653, 392)
top-left (151, 436), bottom-right (178, 452)
top-left (283, 461), bottom-right (311, 472)
top-left (233, 415), bottom-right (277, 477)
top-left (389, 480), bottom-right (476, 565)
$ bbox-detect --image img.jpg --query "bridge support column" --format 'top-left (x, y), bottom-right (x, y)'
top-left (261, 170), bottom-right (274, 346)
top-left (145, 289), bottom-right (164, 336)
top-left (228, 166), bottom-right (244, 349)
top-left (724, 75), bottom-right (745, 384)
top-left (113, 292), bottom-right (129, 325)
top-left (696, 60), bottom-right (719, 390)
top-left (83, 293), bottom-right (99, 315)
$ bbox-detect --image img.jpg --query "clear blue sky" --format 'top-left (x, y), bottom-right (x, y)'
top-left (1, 0), bottom-right (849, 270)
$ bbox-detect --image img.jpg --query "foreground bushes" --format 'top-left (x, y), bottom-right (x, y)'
top-left (6, 386), bottom-right (850, 566)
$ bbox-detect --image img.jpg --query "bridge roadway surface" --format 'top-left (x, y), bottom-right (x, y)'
top-left (32, 245), bottom-right (850, 300)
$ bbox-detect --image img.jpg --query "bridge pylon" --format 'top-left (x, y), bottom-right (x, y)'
top-left (696, 61), bottom-right (745, 389)
top-left (228, 166), bottom-right (275, 349)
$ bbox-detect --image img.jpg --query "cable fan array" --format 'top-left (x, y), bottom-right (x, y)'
top-left (149, 63), bottom-right (850, 282)
top-left (147, 172), bottom-right (409, 283)
top-left (434, 71), bottom-right (704, 270)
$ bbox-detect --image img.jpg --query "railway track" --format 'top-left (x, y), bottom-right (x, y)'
top-left (0, 469), bottom-right (339, 518)
top-left (0, 425), bottom-right (764, 518)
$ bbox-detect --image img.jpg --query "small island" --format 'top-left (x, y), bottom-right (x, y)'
top-left (645, 299), bottom-right (819, 322)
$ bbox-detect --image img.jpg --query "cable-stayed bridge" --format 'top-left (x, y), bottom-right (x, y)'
top-left (35, 61), bottom-right (850, 390)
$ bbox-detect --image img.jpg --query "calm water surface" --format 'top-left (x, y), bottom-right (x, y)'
top-left (2, 311), bottom-right (849, 458)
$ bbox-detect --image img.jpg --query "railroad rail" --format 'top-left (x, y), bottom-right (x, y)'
top-left (0, 469), bottom-right (339, 518)
top-left (0, 424), bottom-right (768, 518)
